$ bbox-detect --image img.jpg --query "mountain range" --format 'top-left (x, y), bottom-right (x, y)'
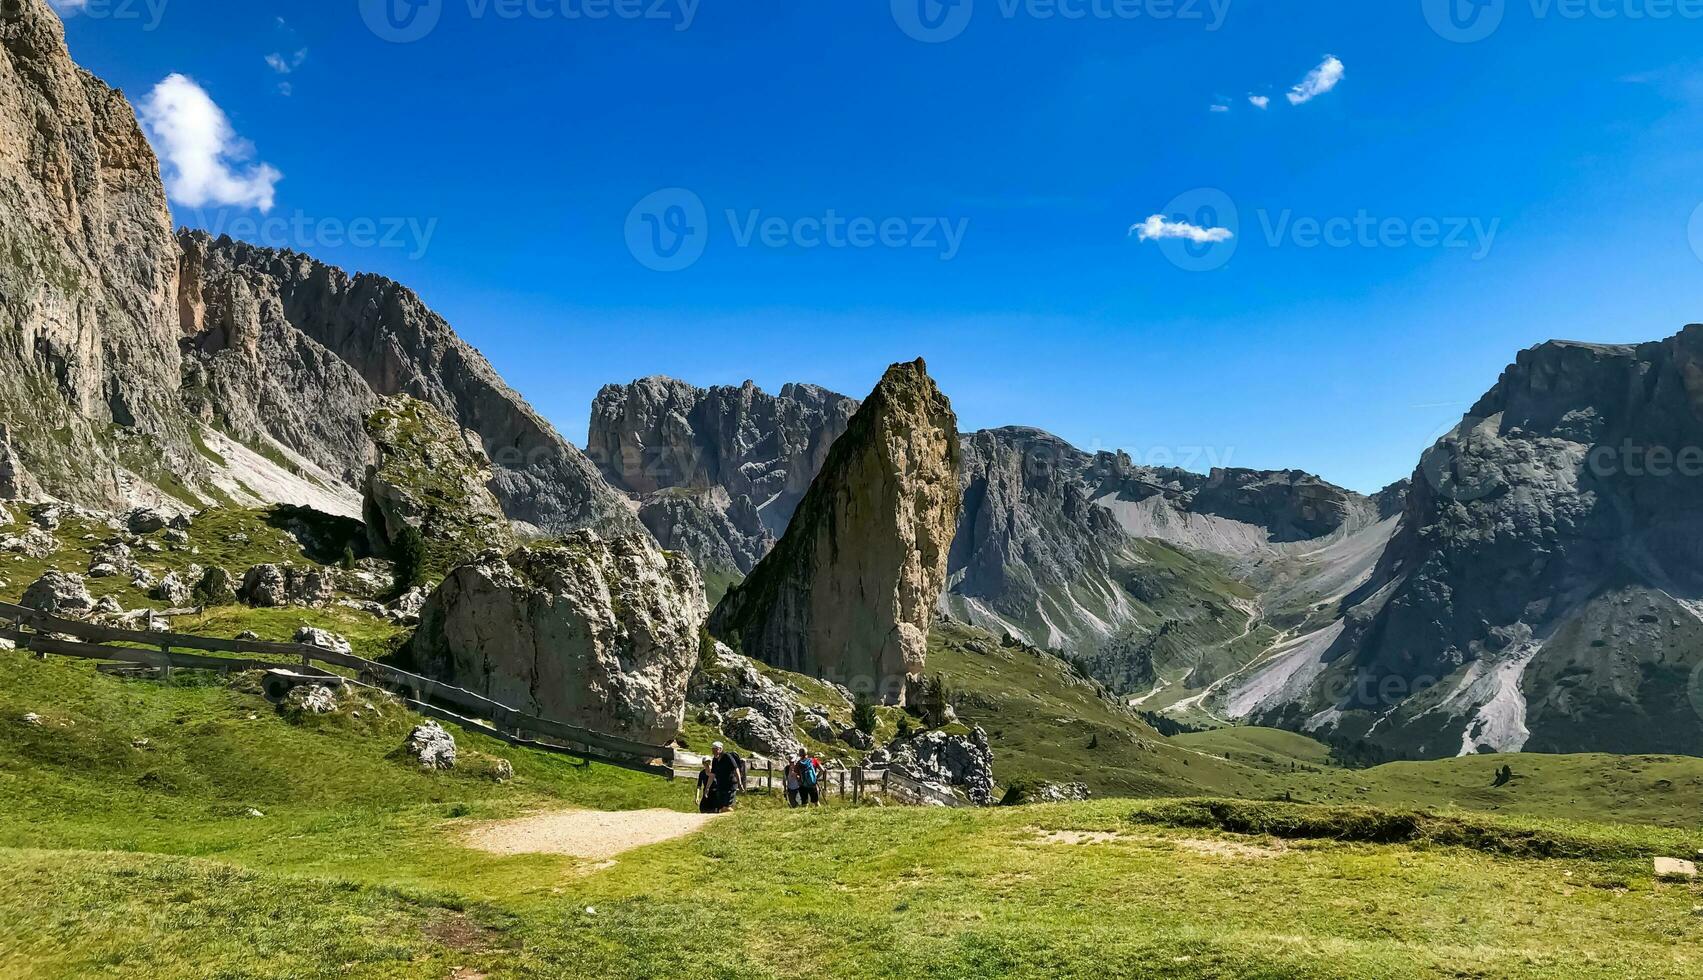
top-left (4, 0), bottom-right (1701, 760)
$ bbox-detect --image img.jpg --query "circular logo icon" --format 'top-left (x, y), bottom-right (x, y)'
top-left (1422, 0), bottom-right (1506, 43)
top-left (360, 0), bottom-right (443, 43)
top-left (625, 188), bottom-right (708, 273)
top-left (1139, 188), bottom-right (1239, 273)
top-left (1418, 420), bottom-right (1508, 504)
top-left (892, 0), bottom-right (974, 43)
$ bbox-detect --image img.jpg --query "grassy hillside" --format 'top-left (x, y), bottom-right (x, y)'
top-left (4, 652), bottom-right (1703, 977)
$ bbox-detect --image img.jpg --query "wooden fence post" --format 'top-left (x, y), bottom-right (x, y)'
top-left (838, 769), bottom-right (846, 801)
top-left (766, 760), bottom-right (774, 796)
top-left (852, 766), bottom-right (862, 804)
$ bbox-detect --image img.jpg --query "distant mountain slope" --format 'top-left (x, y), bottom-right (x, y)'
top-left (179, 233), bottom-right (641, 536)
top-left (587, 376), bottom-right (857, 580)
top-left (1215, 329), bottom-right (1703, 758)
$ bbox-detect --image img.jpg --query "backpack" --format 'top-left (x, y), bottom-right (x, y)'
top-left (799, 758), bottom-right (818, 786)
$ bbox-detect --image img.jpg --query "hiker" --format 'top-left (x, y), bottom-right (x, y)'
top-left (796, 748), bottom-right (821, 807)
top-left (707, 741), bottom-right (744, 813)
top-left (784, 757), bottom-right (802, 807)
top-left (696, 757), bottom-right (714, 814)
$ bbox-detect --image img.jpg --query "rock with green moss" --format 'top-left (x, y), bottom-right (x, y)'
top-left (710, 360), bottom-right (961, 705)
top-left (413, 531), bottom-right (707, 744)
top-left (362, 397), bottom-right (515, 582)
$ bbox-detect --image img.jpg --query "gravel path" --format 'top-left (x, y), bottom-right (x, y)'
top-left (461, 808), bottom-right (723, 860)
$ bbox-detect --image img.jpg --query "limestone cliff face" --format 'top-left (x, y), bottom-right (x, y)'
top-left (412, 532), bottom-right (707, 744)
top-left (178, 233), bottom-right (643, 538)
top-left (362, 396), bottom-right (514, 577)
top-left (0, 0), bottom-right (199, 506)
top-left (709, 360), bottom-right (960, 702)
top-left (1221, 328), bottom-right (1703, 758)
top-left (588, 376), bottom-right (857, 575)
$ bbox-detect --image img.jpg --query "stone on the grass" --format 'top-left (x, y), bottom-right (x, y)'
top-left (152, 572), bottom-right (191, 606)
top-left (285, 685), bottom-right (340, 715)
top-left (405, 722), bottom-right (457, 770)
top-left (1655, 858), bottom-right (1698, 882)
top-left (21, 712), bottom-right (43, 726)
top-left (21, 571), bottom-right (95, 618)
top-left (126, 507), bottom-right (169, 534)
top-left (293, 627), bottom-right (353, 657)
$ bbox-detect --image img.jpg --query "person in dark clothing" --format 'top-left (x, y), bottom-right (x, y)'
top-left (696, 758), bottom-right (714, 813)
top-left (707, 741), bottom-right (744, 813)
top-left (796, 748), bottom-right (821, 807)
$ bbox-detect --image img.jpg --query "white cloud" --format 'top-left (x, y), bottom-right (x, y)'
top-left (266, 48), bottom-right (308, 74)
top-left (1287, 56), bottom-right (1345, 106)
top-left (1130, 214), bottom-right (1233, 244)
top-left (1249, 95), bottom-right (1270, 110)
top-left (1209, 103), bottom-right (1230, 113)
top-left (139, 74), bottom-right (282, 212)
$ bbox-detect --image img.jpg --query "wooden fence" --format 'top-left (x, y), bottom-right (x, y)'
top-left (0, 599), bottom-right (676, 776)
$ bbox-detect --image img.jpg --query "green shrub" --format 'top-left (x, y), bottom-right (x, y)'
top-left (852, 695), bottom-right (878, 737)
top-left (391, 525), bottom-right (426, 596)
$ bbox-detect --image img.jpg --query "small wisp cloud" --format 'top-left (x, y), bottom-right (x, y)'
top-left (139, 74), bottom-right (282, 212)
top-left (1130, 215), bottom-right (1234, 245)
top-left (1287, 56), bottom-right (1345, 106)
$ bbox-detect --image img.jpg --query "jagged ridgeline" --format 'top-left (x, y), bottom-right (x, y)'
top-left (709, 360), bottom-right (961, 703)
top-left (0, 0), bottom-right (635, 538)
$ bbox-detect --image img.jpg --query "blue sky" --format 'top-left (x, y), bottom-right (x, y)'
top-left (52, 0), bottom-right (1703, 493)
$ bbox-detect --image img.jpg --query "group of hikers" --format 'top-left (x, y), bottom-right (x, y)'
top-left (696, 741), bottom-right (826, 813)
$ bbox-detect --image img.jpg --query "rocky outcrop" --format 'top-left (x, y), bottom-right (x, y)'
top-left (710, 360), bottom-right (961, 703)
top-left (943, 427), bottom-right (1142, 650)
top-left (239, 564), bottom-right (333, 608)
top-left (412, 532), bottom-right (708, 744)
top-left (0, 0), bottom-right (200, 510)
top-left (887, 726), bottom-right (995, 805)
top-left (1219, 328), bottom-right (1703, 758)
top-left (362, 396), bottom-right (513, 577)
top-left (404, 722), bottom-right (457, 770)
top-left (178, 232), bottom-right (642, 537)
top-left (588, 377), bottom-right (857, 577)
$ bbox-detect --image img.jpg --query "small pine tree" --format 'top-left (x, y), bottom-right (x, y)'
top-left (896, 714), bottom-right (913, 740)
top-left (340, 544), bottom-right (357, 571)
top-left (697, 625), bottom-right (719, 674)
top-left (852, 694), bottom-right (878, 737)
top-left (1087, 733), bottom-right (1099, 750)
top-left (392, 525), bottom-right (426, 595)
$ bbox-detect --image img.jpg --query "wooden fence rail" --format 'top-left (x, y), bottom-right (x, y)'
top-left (0, 599), bottom-right (675, 776)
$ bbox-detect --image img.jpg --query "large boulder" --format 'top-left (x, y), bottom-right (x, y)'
top-left (404, 722), bottom-right (457, 770)
top-left (0, 527), bottom-right (57, 559)
top-left (412, 531), bottom-right (707, 744)
top-left (21, 571), bottom-right (95, 619)
top-left (710, 360), bottom-right (961, 703)
top-left (887, 726), bottom-right (995, 806)
top-left (362, 397), bottom-right (514, 579)
top-left (239, 564), bottom-right (333, 608)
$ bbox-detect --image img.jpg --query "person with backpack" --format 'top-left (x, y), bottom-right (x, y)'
top-left (783, 757), bottom-right (802, 807)
top-left (795, 748), bottom-right (821, 807)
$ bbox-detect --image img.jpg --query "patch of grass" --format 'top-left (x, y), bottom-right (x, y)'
top-left (1126, 798), bottom-right (1699, 860)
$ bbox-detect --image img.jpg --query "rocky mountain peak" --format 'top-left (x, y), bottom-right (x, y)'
top-left (709, 359), bottom-right (961, 703)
